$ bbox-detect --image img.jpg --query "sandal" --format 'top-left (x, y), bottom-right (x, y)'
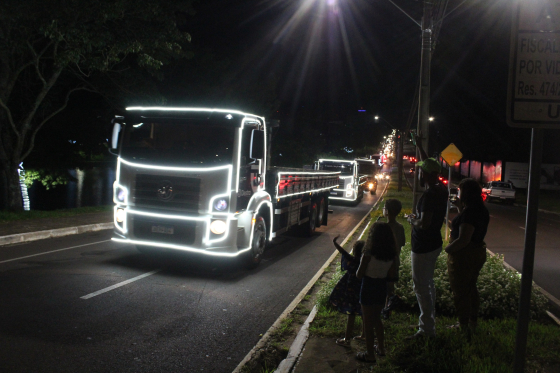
top-left (356, 351), bottom-right (376, 363)
top-left (374, 345), bottom-right (386, 356)
top-left (336, 338), bottom-right (351, 346)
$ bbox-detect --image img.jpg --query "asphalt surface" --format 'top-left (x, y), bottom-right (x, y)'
top-left (483, 200), bottom-right (560, 303)
top-left (0, 189), bottom-right (382, 373)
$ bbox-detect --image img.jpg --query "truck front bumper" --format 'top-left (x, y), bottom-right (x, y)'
top-left (112, 207), bottom-right (248, 257)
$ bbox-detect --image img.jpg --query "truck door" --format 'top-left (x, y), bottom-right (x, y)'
top-left (237, 126), bottom-right (261, 210)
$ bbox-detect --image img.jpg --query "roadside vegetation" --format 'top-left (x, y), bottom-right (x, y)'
top-left (313, 170), bottom-right (560, 372)
top-left (0, 205), bottom-right (112, 223)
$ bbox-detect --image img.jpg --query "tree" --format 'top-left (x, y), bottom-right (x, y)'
top-left (0, 0), bottom-right (194, 211)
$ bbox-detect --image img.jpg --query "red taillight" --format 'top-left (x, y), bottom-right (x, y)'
top-left (443, 180), bottom-right (448, 184)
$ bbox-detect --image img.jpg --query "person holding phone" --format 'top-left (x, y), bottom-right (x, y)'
top-left (406, 137), bottom-right (448, 339)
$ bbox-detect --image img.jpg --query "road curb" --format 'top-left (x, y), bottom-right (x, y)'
top-left (232, 180), bottom-right (389, 373)
top-left (0, 223), bottom-right (113, 247)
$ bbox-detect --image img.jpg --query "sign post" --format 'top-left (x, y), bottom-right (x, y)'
top-left (440, 143), bottom-right (462, 241)
top-left (507, 1), bottom-right (559, 372)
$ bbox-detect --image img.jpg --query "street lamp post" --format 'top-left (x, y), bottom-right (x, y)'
top-left (375, 116), bottom-right (404, 191)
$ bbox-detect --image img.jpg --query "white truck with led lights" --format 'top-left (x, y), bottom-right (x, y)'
top-left (109, 107), bottom-right (340, 267)
top-left (355, 158), bottom-right (378, 195)
top-left (315, 159), bottom-right (366, 203)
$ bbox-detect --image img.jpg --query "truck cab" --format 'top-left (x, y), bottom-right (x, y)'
top-left (109, 107), bottom-right (339, 267)
top-left (315, 159), bottom-right (365, 203)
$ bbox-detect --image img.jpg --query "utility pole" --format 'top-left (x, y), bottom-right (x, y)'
top-left (412, 0), bottom-right (433, 211)
top-left (397, 131), bottom-right (404, 191)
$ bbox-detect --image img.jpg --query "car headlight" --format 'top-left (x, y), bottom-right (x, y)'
top-left (213, 198), bottom-right (228, 211)
top-left (210, 220), bottom-right (227, 235)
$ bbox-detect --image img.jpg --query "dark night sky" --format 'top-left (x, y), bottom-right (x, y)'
top-left (155, 1), bottom-right (560, 163)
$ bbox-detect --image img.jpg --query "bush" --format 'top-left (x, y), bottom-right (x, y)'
top-left (395, 243), bottom-right (549, 320)
top-left (318, 238), bottom-right (549, 320)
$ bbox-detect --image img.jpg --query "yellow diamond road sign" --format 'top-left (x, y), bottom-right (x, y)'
top-left (441, 143), bottom-right (463, 166)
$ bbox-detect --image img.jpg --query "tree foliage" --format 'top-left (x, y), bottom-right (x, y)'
top-left (0, 0), bottom-right (195, 210)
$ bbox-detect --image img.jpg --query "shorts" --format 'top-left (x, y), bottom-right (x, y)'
top-left (360, 277), bottom-right (388, 306)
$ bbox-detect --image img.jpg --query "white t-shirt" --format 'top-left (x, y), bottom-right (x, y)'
top-left (364, 255), bottom-right (394, 279)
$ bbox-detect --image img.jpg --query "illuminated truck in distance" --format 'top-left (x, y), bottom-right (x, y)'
top-left (315, 159), bottom-right (366, 203)
top-left (108, 107), bottom-right (340, 268)
top-left (355, 158), bottom-right (378, 195)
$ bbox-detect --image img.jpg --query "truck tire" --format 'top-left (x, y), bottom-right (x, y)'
top-left (244, 216), bottom-right (266, 269)
top-left (316, 197), bottom-right (325, 227)
top-left (304, 202), bottom-right (317, 236)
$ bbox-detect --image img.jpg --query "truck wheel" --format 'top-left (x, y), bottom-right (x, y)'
top-left (370, 190), bottom-right (376, 195)
top-left (244, 216), bottom-right (266, 269)
top-left (304, 203), bottom-right (317, 236)
top-left (316, 198), bottom-right (325, 226)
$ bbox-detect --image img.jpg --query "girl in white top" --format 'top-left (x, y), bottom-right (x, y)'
top-left (356, 222), bottom-right (397, 363)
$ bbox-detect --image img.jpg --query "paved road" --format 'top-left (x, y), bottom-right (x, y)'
top-left (483, 200), bottom-right (560, 303)
top-left (0, 186), bottom-right (384, 373)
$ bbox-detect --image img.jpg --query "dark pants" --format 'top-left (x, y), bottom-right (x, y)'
top-left (447, 243), bottom-right (487, 326)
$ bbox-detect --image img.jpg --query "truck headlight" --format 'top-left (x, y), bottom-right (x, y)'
top-left (368, 183), bottom-right (374, 189)
top-left (210, 220), bottom-right (227, 235)
top-left (114, 184), bottom-right (127, 204)
top-left (116, 208), bottom-right (126, 223)
top-left (213, 198), bottom-right (228, 211)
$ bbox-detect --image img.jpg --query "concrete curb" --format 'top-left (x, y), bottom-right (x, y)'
top-left (0, 223), bottom-right (113, 247)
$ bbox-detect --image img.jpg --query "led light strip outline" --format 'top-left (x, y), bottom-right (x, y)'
top-left (114, 108), bottom-right (269, 254)
top-left (117, 158), bottom-right (233, 215)
top-left (113, 158), bottom-right (235, 243)
top-left (251, 200), bottom-right (274, 241)
top-left (113, 237), bottom-right (252, 257)
top-left (275, 171), bottom-right (340, 199)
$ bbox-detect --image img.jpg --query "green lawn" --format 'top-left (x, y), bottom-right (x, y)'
top-left (0, 205), bottom-right (112, 223)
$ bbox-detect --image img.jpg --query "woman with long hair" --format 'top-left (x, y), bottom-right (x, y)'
top-left (445, 178), bottom-right (490, 334)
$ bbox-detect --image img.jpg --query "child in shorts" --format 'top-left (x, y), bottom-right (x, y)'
top-left (382, 199), bottom-right (406, 319)
top-left (356, 222), bottom-right (397, 363)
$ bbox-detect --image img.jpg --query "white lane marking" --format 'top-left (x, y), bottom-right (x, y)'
top-left (81, 269), bottom-right (160, 299)
top-left (0, 240), bottom-right (112, 264)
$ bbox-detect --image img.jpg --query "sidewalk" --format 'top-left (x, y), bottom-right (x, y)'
top-left (0, 211), bottom-right (113, 246)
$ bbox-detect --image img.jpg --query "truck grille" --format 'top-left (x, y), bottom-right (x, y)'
top-left (132, 215), bottom-right (197, 245)
top-left (134, 174), bottom-right (201, 211)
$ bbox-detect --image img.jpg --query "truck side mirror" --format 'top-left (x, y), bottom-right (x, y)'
top-left (109, 119), bottom-right (122, 156)
top-left (250, 130), bottom-right (264, 159)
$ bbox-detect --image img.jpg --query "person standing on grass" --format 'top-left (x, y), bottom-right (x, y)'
top-left (329, 235), bottom-right (366, 346)
top-left (406, 137), bottom-right (448, 339)
top-left (355, 222), bottom-right (397, 363)
top-left (382, 199), bottom-right (406, 319)
top-left (445, 178), bottom-right (489, 335)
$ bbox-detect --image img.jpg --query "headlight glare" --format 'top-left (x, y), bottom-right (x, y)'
top-left (213, 198), bottom-right (228, 211)
top-left (116, 208), bottom-right (126, 223)
top-left (210, 220), bottom-right (227, 235)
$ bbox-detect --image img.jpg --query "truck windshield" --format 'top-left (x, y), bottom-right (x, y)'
top-left (121, 121), bottom-right (236, 166)
top-left (357, 162), bottom-right (376, 175)
top-left (319, 162), bottom-right (354, 176)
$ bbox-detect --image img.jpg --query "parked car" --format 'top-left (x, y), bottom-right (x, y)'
top-left (482, 181), bottom-right (516, 204)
